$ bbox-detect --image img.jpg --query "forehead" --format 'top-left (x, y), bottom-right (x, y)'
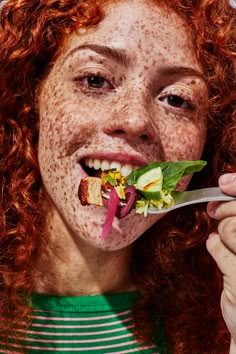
top-left (61, 0), bottom-right (200, 70)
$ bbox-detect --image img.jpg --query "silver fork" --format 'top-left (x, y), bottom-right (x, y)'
top-left (147, 187), bottom-right (236, 214)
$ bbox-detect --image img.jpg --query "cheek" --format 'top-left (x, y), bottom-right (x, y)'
top-left (39, 87), bottom-right (98, 157)
top-left (159, 115), bottom-right (206, 161)
top-left (176, 175), bottom-right (192, 191)
top-left (38, 79), bottom-right (69, 151)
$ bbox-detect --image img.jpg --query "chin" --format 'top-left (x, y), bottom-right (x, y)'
top-left (80, 212), bottom-right (161, 251)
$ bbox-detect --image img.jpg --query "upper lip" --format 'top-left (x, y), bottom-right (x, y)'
top-left (79, 152), bottom-right (150, 167)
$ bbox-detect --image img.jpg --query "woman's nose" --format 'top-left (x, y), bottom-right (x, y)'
top-left (103, 95), bottom-right (158, 142)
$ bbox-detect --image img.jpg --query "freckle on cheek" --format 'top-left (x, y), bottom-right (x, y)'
top-left (164, 108), bottom-right (169, 115)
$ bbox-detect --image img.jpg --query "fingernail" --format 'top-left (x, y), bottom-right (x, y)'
top-left (219, 173), bottom-right (236, 185)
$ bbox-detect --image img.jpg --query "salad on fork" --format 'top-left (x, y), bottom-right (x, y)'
top-left (78, 160), bottom-right (207, 238)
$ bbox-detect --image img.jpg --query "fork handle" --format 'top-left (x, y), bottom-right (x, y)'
top-left (172, 187), bottom-right (235, 204)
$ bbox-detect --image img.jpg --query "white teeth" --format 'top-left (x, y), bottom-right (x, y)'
top-left (88, 158), bottom-right (94, 168)
top-left (110, 161), bottom-right (121, 171)
top-left (83, 158), bottom-right (136, 175)
top-left (121, 164), bottom-right (133, 177)
top-left (101, 160), bottom-right (110, 171)
top-left (93, 159), bottom-right (101, 170)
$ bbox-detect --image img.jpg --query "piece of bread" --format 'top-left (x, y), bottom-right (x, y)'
top-left (78, 177), bottom-right (103, 206)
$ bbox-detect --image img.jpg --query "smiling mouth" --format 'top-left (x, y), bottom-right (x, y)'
top-left (82, 158), bottom-right (137, 178)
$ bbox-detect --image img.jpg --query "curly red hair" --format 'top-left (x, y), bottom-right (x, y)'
top-left (0, 0), bottom-right (235, 352)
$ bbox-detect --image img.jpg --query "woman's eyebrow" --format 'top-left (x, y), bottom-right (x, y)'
top-left (62, 44), bottom-right (133, 67)
top-left (160, 66), bottom-right (206, 83)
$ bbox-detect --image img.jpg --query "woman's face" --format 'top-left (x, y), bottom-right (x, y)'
top-left (38, 0), bottom-right (208, 251)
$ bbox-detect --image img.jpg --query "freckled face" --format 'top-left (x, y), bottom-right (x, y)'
top-left (38, 0), bottom-right (208, 251)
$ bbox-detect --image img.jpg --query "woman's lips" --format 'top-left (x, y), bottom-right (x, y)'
top-left (79, 152), bottom-right (149, 178)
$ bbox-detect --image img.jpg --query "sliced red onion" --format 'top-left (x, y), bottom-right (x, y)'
top-left (100, 187), bottom-right (120, 239)
top-left (102, 190), bottom-right (110, 207)
top-left (102, 197), bottom-right (109, 207)
top-left (116, 185), bottom-right (138, 219)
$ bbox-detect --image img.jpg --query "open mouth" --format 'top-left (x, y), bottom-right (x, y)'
top-left (81, 158), bottom-right (136, 178)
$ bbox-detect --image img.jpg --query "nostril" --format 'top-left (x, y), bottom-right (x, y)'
top-left (104, 116), bottom-right (156, 142)
top-left (113, 129), bottom-right (126, 136)
top-left (140, 134), bottom-right (150, 141)
top-left (107, 128), bottom-right (154, 141)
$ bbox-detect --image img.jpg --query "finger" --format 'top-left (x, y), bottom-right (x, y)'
top-left (221, 291), bottom-right (236, 333)
top-left (218, 216), bottom-right (236, 254)
top-left (207, 200), bottom-right (236, 220)
top-left (206, 233), bottom-right (236, 277)
top-left (219, 173), bottom-right (236, 196)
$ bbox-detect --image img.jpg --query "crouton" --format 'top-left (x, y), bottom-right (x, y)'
top-left (78, 177), bottom-right (103, 206)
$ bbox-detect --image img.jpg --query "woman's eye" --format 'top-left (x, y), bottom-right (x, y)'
top-left (86, 76), bottom-right (108, 88)
top-left (76, 75), bottom-right (113, 90)
top-left (159, 95), bottom-right (192, 109)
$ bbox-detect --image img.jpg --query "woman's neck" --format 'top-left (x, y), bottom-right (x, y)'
top-left (33, 208), bottom-right (136, 296)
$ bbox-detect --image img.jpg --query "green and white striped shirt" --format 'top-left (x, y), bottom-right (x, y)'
top-left (0, 291), bottom-right (166, 353)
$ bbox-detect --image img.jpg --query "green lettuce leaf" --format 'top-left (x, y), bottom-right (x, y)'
top-left (126, 160), bottom-right (207, 192)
